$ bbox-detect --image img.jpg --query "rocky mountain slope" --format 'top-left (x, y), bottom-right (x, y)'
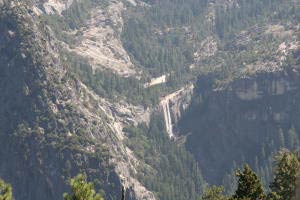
top-left (0, 1), bottom-right (156, 199)
top-left (178, 0), bottom-right (300, 189)
top-left (0, 1), bottom-right (206, 200)
top-left (180, 67), bottom-right (300, 186)
top-left (1, 0), bottom-right (300, 199)
top-left (33, 0), bottom-right (139, 77)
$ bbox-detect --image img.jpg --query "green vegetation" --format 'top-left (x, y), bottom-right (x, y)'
top-left (1, 1), bottom-right (300, 200)
top-left (122, 0), bottom-right (209, 76)
top-left (214, 0), bottom-right (299, 39)
top-left (0, 179), bottom-right (13, 200)
top-left (39, 0), bottom-right (107, 45)
top-left (201, 186), bottom-right (228, 200)
top-left (0, 3), bottom-right (119, 200)
top-left (232, 165), bottom-right (265, 200)
top-left (64, 174), bottom-right (104, 200)
top-left (268, 151), bottom-right (300, 200)
top-left (66, 52), bottom-right (161, 106)
top-left (122, 0), bottom-right (299, 83)
top-left (204, 151), bottom-right (300, 200)
top-left (40, 0), bottom-right (300, 106)
top-left (124, 114), bottom-right (205, 200)
top-left (2, 151), bottom-right (299, 200)
top-left (181, 67), bottom-right (300, 188)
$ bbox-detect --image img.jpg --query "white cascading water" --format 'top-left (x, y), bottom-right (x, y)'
top-left (161, 99), bottom-right (174, 138)
top-left (160, 84), bottom-right (194, 139)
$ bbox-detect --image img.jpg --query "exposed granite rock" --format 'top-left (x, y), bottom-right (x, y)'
top-left (0, 1), bottom-right (155, 200)
top-left (180, 67), bottom-right (300, 185)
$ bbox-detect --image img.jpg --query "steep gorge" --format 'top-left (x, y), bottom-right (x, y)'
top-left (0, 1), bottom-right (207, 200)
top-left (1, 0), bottom-right (300, 199)
top-left (180, 66), bottom-right (300, 188)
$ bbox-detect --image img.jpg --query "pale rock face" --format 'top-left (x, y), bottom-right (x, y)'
top-left (125, 0), bottom-right (137, 6)
top-left (66, 1), bottom-right (137, 77)
top-left (42, 0), bottom-right (74, 15)
top-left (38, 0), bottom-right (153, 195)
top-left (32, 5), bottom-right (43, 15)
top-left (144, 75), bottom-right (167, 88)
top-left (77, 84), bottom-right (155, 200)
top-left (235, 77), bottom-right (296, 101)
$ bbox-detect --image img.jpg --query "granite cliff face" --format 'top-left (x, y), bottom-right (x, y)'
top-left (0, 1), bottom-right (156, 199)
top-left (180, 65), bottom-right (300, 186)
top-left (177, 0), bottom-right (300, 187)
top-left (1, 0), bottom-right (300, 198)
top-left (160, 85), bottom-right (194, 138)
top-left (0, 1), bottom-right (206, 200)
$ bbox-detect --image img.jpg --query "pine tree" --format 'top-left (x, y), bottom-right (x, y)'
top-left (63, 174), bottom-right (104, 200)
top-left (0, 179), bottom-right (13, 200)
top-left (232, 165), bottom-right (265, 200)
top-left (266, 191), bottom-right (281, 200)
top-left (201, 186), bottom-right (228, 200)
top-left (268, 151), bottom-right (300, 200)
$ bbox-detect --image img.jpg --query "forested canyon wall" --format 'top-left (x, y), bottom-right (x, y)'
top-left (0, 2), bottom-right (156, 200)
top-left (0, 0), bottom-right (300, 199)
top-left (0, 1), bottom-right (206, 200)
top-left (180, 66), bottom-right (300, 188)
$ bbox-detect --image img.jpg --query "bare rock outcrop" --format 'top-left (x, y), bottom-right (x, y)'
top-left (66, 0), bottom-right (137, 77)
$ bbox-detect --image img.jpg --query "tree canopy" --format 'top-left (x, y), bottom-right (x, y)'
top-left (0, 179), bottom-right (13, 200)
top-left (268, 151), bottom-right (300, 200)
top-left (232, 165), bottom-right (265, 200)
top-left (63, 174), bottom-right (104, 200)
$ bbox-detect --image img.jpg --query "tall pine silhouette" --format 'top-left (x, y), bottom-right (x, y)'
top-left (232, 165), bottom-right (265, 200)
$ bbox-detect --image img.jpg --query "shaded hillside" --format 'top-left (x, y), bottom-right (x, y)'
top-left (171, 0), bottom-right (300, 190)
top-left (0, 1), bottom-right (125, 199)
top-left (1, 0), bottom-right (300, 199)
top-left (0, 1), bottom-right (206, 200)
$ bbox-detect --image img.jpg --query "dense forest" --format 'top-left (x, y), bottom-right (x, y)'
top-left (123, 114), bottom-right (205, 200)
top-left (35, 0), bottom-right (300, 191)
top-left (41, 0), bottom-right (300, 104)
top-left (122, 0), bottom-right (299, 76)
top-left (1, 0), bottom-right (300, 200)
top-left (1, 150), bottom-right (299, 200)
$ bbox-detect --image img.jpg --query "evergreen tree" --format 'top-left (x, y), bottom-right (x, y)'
top-left (63, 174), bottom-right (104, 200)
top-left (268, 151), bottom-right (300, 200)
top-left (232, 165), bottom-right (265, 200)
top-left (0, 179), bottom-right (13, 200)
top-left (266, 191), bottom-right (281, 200)
top-left (201, 186), bottom-right (228, 200)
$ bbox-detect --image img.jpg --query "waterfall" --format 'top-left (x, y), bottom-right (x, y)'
top-left (161, 100), bottom-right (174, 138)
top-left (160, 84), bottom-right (194, 139)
